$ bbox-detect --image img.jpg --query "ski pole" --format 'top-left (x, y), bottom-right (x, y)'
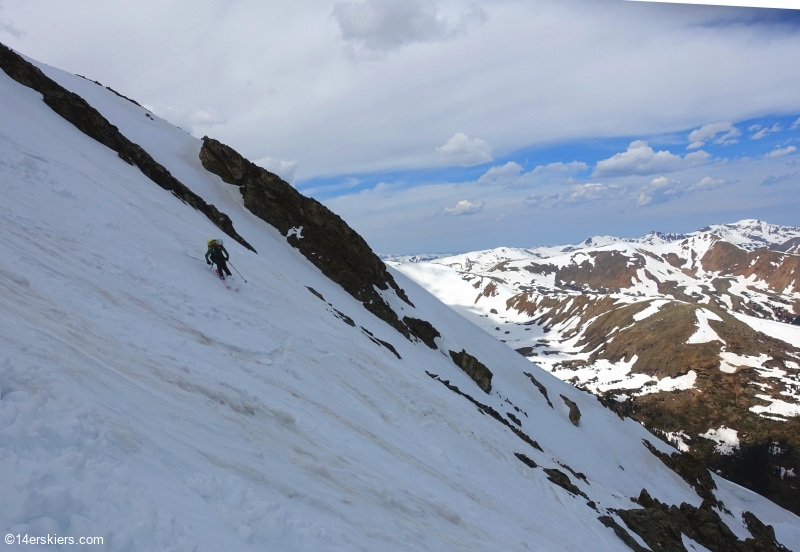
top-left (228, 262), bottom-right (247, 283)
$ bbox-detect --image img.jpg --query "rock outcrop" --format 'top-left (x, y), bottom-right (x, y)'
top-left (614, 489), bottom-right (790, 552)
top-left (0, 43), bottom-right (255, 253)
top-left (199, 136), bottom-right (443, 346)
top-left (448, 349), bottom-right (493, 393)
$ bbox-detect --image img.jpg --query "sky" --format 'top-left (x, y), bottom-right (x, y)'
top-left (1, 0), bottom-right (800, 253)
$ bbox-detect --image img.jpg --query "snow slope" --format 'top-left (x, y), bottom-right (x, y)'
top-left (1, 55), bottom-right (798, 551)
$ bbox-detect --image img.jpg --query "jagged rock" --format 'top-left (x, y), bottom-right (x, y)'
top-left (643, 440), bottom-right (719, 506)
top-left (561, 395), bottom-right (581, 427)
top-left (306, 287), bottom-right (325, 301)
top-left (742, 511), bottom-right (790, 551)
top-left (199, 137), bottom-right (445, 345)
top-left (543, 468), bottom-right (588, 499)
top-left (448, 349), bottom-right (493, 394)
top-left (402, 316), bottom-right (440, 349)
top-left (557, 462), bottom-right (589, 484)
top-left (524, 372), bottom-right (554, 408)
top-left (515, 452), bottom-right (538, 468)
top-left (426, 372), bottom-right (543, 452)
top-left (598, 516), bottom-right (650, 552)
top-left (0, 43), bottom-right (255, 253)
top-left (332, 308), bottom-right (355, 327)
top-left (615, 489), bottom-right (791, 552)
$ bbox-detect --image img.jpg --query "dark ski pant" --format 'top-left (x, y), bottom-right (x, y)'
top-left (215, 260), bottom-right (232, 279)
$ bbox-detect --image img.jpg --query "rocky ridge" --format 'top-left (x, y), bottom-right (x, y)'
top-left (0, 43), bottom-right (255, 254)
top-left (0, 43), bottom-right (488, 394)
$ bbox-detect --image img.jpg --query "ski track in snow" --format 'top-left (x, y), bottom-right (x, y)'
top-left (0, 58), bottom-right (799, 550)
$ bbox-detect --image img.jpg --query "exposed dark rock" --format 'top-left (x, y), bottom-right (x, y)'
top-left (615, 489), bottom-right (791, 552)
top-left (643, 440), bottom-right (719, 506)
top-left (543, 468), bottom-right (588, 500)
top-left (557, 462), bottom-right (588, 484)
top-left (598, 391), bottom-right (634, 419)
top-left (105, 85), bottom-right (143, 107)
top-left (0, 43), bottom-right (255, 253)
top-left (742, 511), bottom-right (790, 551)
top-left (598, 515), bottom-right (650, 552)
top-left (360, 328), bottom-right (401, 359)
top-left (332, 308), bottom-right (355, 327)
top-left (426, 372), bottom-right (543, 452)
top-left (507, 412), bottom-right (521, 426)
top-left (448, 349), bottom-right (493, 394)
top-left (515, 452), bottom-right (538, 469)
top-left (524, 372), bottom-right (554, 408)
top-left (199, 137), bottom-right (444, 345)
top-left (561, 394), bottom-right (581, 427)
top-left (369, 336), bottom-right (401, 359)
top-left (515, 346), bottom-right (537, 357)
top-left (307, 287), bottom-right (325, 301)
top-left (402, 316), bottom-right (440, 349)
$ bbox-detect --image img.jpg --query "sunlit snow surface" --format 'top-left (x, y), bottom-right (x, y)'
top-left (1, 57), bottom-right (800, 550)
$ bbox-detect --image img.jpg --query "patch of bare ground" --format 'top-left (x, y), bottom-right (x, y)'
top-left (515, 291), bottom-right (800, 514)
top-left (555, 251), bottom-right (645, 292)
top-left (523, 263), bottom-right (558, 276)
top-left (702, 241), bottom-right (800, 294)
top-left (475, 281), bottom-right (498, 304)
top-left (662, 252), bottom-right (684, 269)
top-left (578, 301), bottom-right (719, 378)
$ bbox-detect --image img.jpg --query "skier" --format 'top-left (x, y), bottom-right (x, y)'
top-left (205, 238), bottom-right (232, 280)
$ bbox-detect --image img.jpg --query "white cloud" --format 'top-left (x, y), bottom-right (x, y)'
top-left (765, 145), bottom-right (797, 158)
top-left (636, 175), bottom-right (730, 206)
top-left (593, 141), bottom-right (710, 178)
top-left (792, 118), bottom-right (800, 130)
top-left (751, 123), bottom-right (780, 140)
top-left (444, 199), bottom-right (484, 215)
top-left (332, 0), bottom-right (487, 52)
top-left (254, 157), bottom-right (299, 184)
top-left (530, 161), bottom-right (589, 175)
top-left (637, 176), bottom-right (681, 206)
top-left (436, 132), bottom-right (493, 167)
top-left (523, 193), bottom-right (560, 210)
top-left (477, 161), bottom-right (522, 184)
top-left (687, 121), bottom-right (740, 149)
top-left (144, 104), bottom-right (226, 134)
top-left (567, 183), bottom-right (620, 203)
top-left (477, 160), bottom-right (587, 187)
top-left (691, 176), bottom-right (727, 191)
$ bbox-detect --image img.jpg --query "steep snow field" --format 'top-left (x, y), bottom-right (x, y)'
top-left (1, 58), bottom-right (799, 551)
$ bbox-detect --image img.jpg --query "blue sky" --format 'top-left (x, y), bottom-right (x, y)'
top-left (300, 113), bottom-right (800, 200)
top-left (322, 112), bottom-right (800, 253)
top-left (2, 0), bottom-right (799, 253)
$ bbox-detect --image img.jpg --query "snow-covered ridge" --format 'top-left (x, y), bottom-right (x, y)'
top-left (387, 219), bottom-right (800, 268)
top-left (5, 48), bottom-right (797, 549)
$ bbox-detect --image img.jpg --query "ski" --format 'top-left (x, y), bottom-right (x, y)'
top-left (215, 269), bottom-right (232, 290)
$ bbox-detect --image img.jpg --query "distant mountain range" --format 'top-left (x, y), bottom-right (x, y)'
top-left (393, 219), bottom-right (800, 514)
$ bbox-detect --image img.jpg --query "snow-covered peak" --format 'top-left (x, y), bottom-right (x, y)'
top-left (698, 219), bottom-right (800, 251)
